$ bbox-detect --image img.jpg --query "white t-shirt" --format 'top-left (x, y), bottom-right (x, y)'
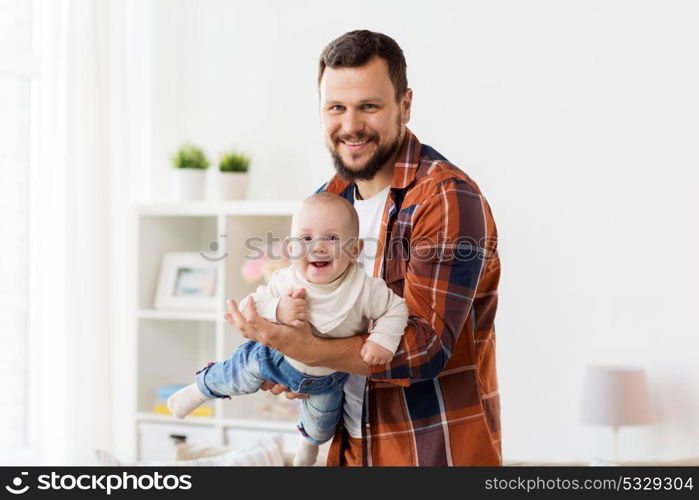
top-left (343, 184), bottom-right (391, 438)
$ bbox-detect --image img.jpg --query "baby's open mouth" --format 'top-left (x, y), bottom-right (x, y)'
top-left (310, 261), bottom-right (330, 268)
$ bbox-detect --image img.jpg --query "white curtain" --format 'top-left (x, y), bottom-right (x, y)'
top-left (27, 0), bottom-right (151, 464)
top-left (0, 0), bottom-right (34, 459)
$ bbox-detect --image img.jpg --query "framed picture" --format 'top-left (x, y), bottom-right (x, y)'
top-left (155, 252), bottom-right (218, 311)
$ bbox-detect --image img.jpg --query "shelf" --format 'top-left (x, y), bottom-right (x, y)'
top-left (130, 204), bottom-right (298, 460)
top-left (219, 418), bottom-right (297, 433)
top-left (138, 309), bottom-right (219, 321)
top-left (136, 412), bottom-right (297, 432)
top-left (135, 201), bottom-right (298, 217)
top-left (137, 412), bottom-right (216, 426)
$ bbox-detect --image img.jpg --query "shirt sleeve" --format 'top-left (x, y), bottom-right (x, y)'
top-left (364, 277), bottom-right (409, 354)
top-left (368, 179), bottom-right (493, 386)
top-left (238, 268), bottom-right (286, 322)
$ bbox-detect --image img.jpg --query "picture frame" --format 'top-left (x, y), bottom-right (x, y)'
top-left (155, 252), bottom-right (219, 311)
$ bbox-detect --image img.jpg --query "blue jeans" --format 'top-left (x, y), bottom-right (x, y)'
top-left (195, 340), bottom-right (348, 445)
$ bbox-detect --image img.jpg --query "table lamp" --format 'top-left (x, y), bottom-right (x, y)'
top-left (579, 365), bottom-right (654, 461)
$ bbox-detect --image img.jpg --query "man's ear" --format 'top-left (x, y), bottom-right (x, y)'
top-left (401, 88), bottom-right (413, 124)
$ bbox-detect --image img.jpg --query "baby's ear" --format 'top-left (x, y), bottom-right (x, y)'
top-left (354, 238), bottom-right (364, 259)
top-left (283, 236), bottom-right (292, 259)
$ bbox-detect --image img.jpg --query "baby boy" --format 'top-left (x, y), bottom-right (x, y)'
top-left (167, 192), bottom-right (408, 465)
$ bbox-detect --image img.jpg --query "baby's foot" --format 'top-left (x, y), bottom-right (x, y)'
top-left (167, 383), bottom-right (210, 419)
top-left (292, 439), bottom-right (319, 466)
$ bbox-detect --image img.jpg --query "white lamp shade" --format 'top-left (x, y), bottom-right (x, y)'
top-left (579, 365), bottom-right (654, 427)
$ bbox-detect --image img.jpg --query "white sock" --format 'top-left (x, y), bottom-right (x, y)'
top-left (293, 439), bottom-right (319, 466)
top-left (167, 383), bottom-right (210, 419)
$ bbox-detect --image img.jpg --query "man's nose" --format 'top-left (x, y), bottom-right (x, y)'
top-left (341, 109), bottom-right (364, 138)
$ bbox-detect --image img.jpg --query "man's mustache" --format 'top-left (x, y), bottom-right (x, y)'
top-left (333, 133), bottom-right (376, 145)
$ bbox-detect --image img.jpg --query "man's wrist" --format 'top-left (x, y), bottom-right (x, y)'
top-left (293, 334), bottom-right (324, 367)
top-left (273, 325), bottom-right (323, 366)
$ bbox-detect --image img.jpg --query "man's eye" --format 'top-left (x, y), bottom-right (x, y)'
top-left (329, 105), bottom-right (344, 111)
top-left (326, 235), bottom-right (339, 241)
top-left (301, 236), bottom-right (312, 242)
top-left (361, 104), bottom-right (377, 110)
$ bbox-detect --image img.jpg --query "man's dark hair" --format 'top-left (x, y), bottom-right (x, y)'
top-left (318, 30), bottom-right (408, 101)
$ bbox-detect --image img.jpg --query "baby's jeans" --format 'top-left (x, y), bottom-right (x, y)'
top-left (195, 340), bottom-right (348, 445)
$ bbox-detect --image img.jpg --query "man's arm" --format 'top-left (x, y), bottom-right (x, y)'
top-left (366, 176), bottom-right (496, 385)
top-left (301, 335), bottom-right (371, 376)
top-left (225, 296), bottom-right (370, 376)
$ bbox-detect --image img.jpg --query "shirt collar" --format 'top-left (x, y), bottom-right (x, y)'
top-left (324, 128), bottom-right (422, 195)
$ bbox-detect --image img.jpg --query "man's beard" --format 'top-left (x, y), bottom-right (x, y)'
top-left (329, 117), bottom-right (402, 182)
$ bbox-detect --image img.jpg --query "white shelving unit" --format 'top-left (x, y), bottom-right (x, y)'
top-left (131, 201), bottom-right (301, 461)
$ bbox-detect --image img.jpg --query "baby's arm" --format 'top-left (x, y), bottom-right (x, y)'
top-left (238, 268), bottom-right (287, 322)
top-left (238, 289), bottom-right (279, 323)
top-left (360, 339), bottom-right (394, 365)
top-left (361, 278), bottom-right (409, 365)
top-left (238, 268), bottom-right (307, 326)
top-left (275, 291), bottom-right (308, 327)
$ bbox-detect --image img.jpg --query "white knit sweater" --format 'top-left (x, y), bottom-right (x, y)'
top-left (239, 262), bottom-right (408, 376)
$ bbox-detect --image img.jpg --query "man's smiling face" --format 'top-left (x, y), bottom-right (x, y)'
top-left (320, 56), bottom-right (412, 182)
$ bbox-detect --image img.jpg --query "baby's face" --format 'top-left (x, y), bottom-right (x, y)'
top-left (287, 201), bottom-right (359, 285)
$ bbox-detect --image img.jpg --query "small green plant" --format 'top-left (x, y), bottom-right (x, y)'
top-left (219, 150), bottom-right (251, 173)
top-left (171, 143), bottom-right (210, 170)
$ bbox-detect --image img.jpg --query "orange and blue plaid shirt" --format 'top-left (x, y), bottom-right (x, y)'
top-left (318, 129), bottom-right (501, 466)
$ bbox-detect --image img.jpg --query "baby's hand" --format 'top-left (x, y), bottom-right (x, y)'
top-left (276, 289), bottom-right (308, 327)
top-left (360, 341), bottom-right (394, 365)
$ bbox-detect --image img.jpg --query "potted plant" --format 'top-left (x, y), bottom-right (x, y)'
top-left (171, 143), bottom-right (210, 201)
top-left (217, 150), bottom-right (250, 200)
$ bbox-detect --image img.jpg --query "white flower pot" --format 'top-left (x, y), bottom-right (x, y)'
top-left (172, 169), bottom-right (206, 202)
top-left (218, 172), bottom-right (249, 200)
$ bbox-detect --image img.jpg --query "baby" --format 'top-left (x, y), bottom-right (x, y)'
top-left (167, 192), bottom-right (408, 466)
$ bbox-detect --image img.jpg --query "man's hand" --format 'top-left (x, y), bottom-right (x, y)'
top-left (259, 380), bottom-right (308, 400)
top-left (224, 290), bottom-right (315, 399)
top-left (225, 295), bottom-right (313, 353)
top-left (360, 340), bottom-right (394, 365)
top-left (276, 288), bottom-right (308, 327)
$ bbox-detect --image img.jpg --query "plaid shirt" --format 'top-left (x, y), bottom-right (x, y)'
top-left (318, 129), bottom-right (501, 466)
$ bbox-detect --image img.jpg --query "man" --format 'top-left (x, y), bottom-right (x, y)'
top-left (226, 30), bottom-right (501, 466)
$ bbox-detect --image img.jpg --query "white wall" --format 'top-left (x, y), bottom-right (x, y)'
top-left (147, 0), bottom-right (699, 462)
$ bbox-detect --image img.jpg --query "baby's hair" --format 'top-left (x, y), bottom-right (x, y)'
top-left (302, 192), bottom-right (359, 237)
